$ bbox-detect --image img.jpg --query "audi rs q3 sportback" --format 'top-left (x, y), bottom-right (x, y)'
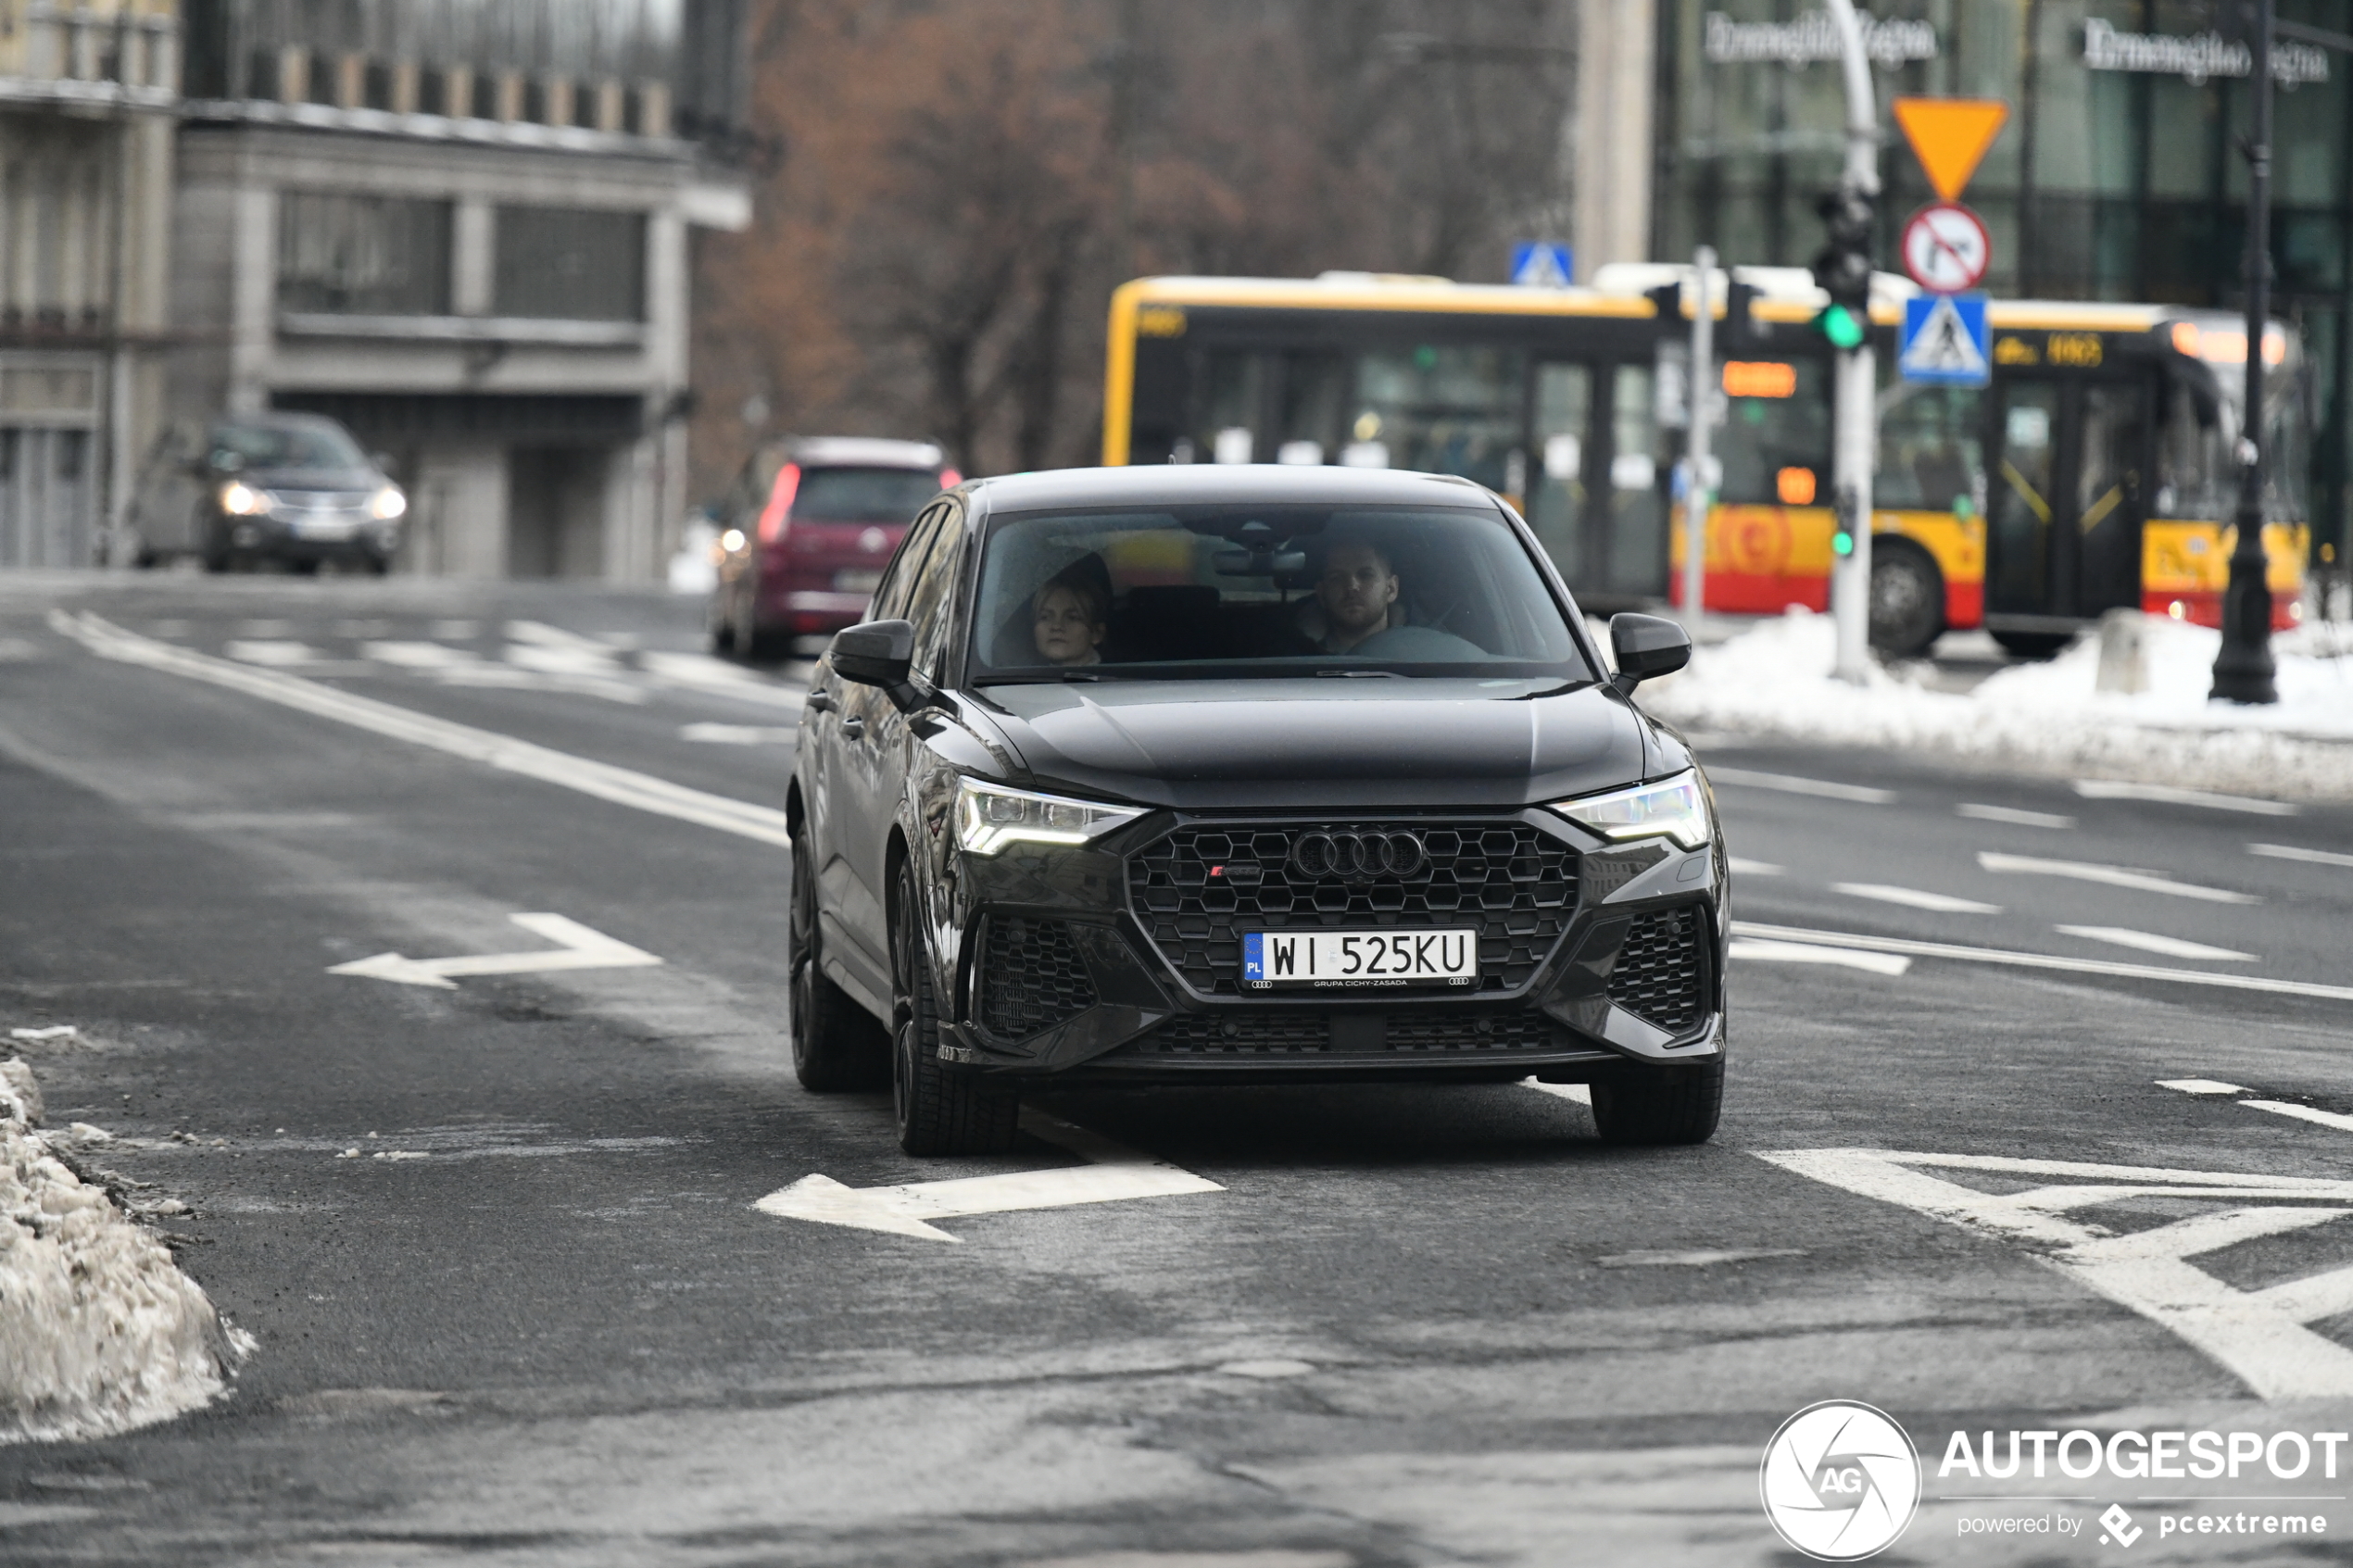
top-left (786, 464), bottom-right (1725, 1155)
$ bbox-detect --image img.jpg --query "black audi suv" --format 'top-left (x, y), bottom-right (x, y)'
top-left (787, 465), bottom-right (1725, 1155)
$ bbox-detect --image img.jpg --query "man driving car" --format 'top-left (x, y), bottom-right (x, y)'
top-left (1314, 540), bottom-right (1400, 653)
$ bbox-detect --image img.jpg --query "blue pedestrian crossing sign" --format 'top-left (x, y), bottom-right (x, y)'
top-left (1899, 293), bottom-right (1990, 385)
top-left (1510, 242), bottom-right (1574, 288)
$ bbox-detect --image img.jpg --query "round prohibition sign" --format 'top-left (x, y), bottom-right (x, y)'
top-left (1899, 202), bottom-right (1991, 294)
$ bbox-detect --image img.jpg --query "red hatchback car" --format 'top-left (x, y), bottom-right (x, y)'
top-left (710, 437), bottom-right (957, 658)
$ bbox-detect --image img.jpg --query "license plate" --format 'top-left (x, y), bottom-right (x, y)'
top-left (290, 517), bottom-right (359, 540)
top-left (833, 570), bottom-right (884, 593)
top-left (1242, 928), bottom-right (1478, 989)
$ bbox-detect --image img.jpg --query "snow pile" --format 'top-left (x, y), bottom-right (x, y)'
top-left (0, 1058), bottom-right (251, 1442)
top-left (1641, 609), bottom-right (2353, 801)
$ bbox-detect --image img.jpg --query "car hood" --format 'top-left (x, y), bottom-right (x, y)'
top-left (244, 467), bottom-right (384, 494)
top-left (971, 677), bottom-right (1666, 810)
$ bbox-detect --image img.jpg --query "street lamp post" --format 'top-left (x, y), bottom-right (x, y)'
top-left (2211, 0), bottom-right (2281, 705)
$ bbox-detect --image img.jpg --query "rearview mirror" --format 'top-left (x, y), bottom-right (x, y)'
top-left (830, 619), bottom-right (919, 706)
top-left (1607, 612), bottom-right (1692, 696)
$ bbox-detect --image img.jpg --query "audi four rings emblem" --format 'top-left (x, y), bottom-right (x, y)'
top-left (1290, 831), bottom-right (1427, 880)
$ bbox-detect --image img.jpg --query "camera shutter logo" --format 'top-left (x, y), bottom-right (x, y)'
top-left (1759, 1400), bottom-right (1921, 1561)
top-left (1290, 831), bottom-right (1426, 881)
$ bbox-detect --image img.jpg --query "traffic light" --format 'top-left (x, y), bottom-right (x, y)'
top-left (1811, 186), bottom-right (1874, 349)
top-left (1831, 485), bottom-right (1859, 558)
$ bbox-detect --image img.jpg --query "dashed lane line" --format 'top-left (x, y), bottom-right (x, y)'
top-left (1728, 857), bottom-right (1783, 876)
top-left (1957, 802), bottom-right (2076, 830)
top-left (1731, 921), bottom-right (2353, 1003)
top-left (1728, 938), bottom-right (1912, 976)
top-left (2072, 779), bottom-right (2299, 816)
top-left (1977, 851), bottom-right (2260, 904)
top-left (2158, 1080), bottom-right (2353, 1135)
top-left (2054, 925), bottom-right (2253, 962)
top-left (1831, 883), bottom-right (2001, 914)
top-left (1705, 767), bottom-right (1895, 804)
top-left (2156, 1079), bottom-right (2248, 1096)
top-left (2250, 842), bottom-right (2353, 870)
top-left (50, 609), bottom-right (796, 849)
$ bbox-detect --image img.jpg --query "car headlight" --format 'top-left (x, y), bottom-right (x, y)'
top-left (220, 482), bottom-right (270, 517)
top-left (1548, 770), bottom-right (1711, 851)
top-left (370, 485), bottom-right (408, 521)
top-left (953, 776), bottom-right (1143, 857)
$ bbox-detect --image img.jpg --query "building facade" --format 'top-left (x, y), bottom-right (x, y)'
top-left (0, 0), bottom-right (178, 570)
top-left (160, 0), bottom-right (749, 579)
top-left (1603, 0), bottom-right (2353, 572)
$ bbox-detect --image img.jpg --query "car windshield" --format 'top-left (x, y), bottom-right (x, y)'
top-left (969, 503), bottom-right (1592, 682)
top-left (210, 422), bottom-right (367, 472)
top-left (794, 467), bottom-right (942, 522)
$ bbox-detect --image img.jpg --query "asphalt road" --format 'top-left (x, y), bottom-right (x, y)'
top-left (5, 572), bottom-right (2353, 1567)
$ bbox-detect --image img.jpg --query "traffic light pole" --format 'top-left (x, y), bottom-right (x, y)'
top-left (1825, 0), bottom-right (1879, 684)
top-left (1683, 245), bottom-right (1715, 635)
top-left (2211, 0), bottom-right (2280, 705)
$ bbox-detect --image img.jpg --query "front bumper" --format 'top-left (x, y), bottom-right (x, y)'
top-left (226, 513), bottom-right (396, 561)
top-left (936, 809), bottom-right (1726, 1085)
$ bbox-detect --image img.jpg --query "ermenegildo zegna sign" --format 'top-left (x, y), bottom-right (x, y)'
top-left (2081, 18), bottom-right (2328, 86)
top-left (1701, 9), bottom-right (2329, 89)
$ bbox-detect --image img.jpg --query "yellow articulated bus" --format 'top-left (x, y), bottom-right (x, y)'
top-left (1101, 271), bottom-right (2309, 656)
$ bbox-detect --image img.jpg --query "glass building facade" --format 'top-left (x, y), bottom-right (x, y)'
top-left (1654, 0), bottom-right (2353, 567)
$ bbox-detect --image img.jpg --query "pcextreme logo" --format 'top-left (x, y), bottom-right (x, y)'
top-left (1760, 1400), bottom-right (1923, 1561)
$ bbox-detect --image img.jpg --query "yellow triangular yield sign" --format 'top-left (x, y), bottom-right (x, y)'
top-left (1892, 98), bottom-right (2009, 202)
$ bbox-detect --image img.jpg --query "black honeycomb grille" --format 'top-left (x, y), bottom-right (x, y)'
top-left (1126, 822), bottom-right (1578, 997)
top-left (977, 916), bottom-right (1100, 1039)
top-left (1118, 1010), bottom-right (1579, 1059)
top-left (1608, 906), bottom-right (1706, 1033)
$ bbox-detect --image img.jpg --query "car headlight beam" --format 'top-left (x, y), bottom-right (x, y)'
top-left (953, 776), bottom-right (1143, 857)
top-left (370, 485), bottom-right (408, 521)
top-left (219, 482), bottom-right (269, 517)
top-left (1548, 770), bottom-right (1711, 851)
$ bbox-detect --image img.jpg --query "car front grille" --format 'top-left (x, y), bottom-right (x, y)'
top-left (1126, 821), bottom-right (1578, 997)
top-left (976, 915), bottom-right (1100, 1039)
top-left (1608, 906), bottom-right (1706, 1033)
top-left (1113, 1010), bottom-right (1584, 1060)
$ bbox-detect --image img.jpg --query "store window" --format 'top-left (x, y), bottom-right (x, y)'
top-left (276, 193), bottom-right (452, 315)
top-left (493, 207), bottom-right (646, 321)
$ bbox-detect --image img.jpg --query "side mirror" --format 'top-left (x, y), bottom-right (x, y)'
top-left (831, 618), bottom-right (920, 708)
top-left (1607, 612), bottom-right (1692, 696)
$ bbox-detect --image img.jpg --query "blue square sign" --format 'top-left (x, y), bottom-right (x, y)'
top-left (1899, 294), bottom-right (1991, 386)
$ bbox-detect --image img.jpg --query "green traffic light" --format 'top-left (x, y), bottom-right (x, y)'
top-left (1831, 532), bottom-right (1855, 557)
top-left (1815, 304), bottom-right (1866, 350)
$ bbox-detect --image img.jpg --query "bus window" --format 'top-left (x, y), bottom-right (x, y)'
top-left (2154, 369), bottom-right (2228, 520)
top-left (1988, 386), bottom-right (2060, 613)
top-left (1277, 352), bottom-right (1348, 464)
top-left (1714, 359), bottom-right (1831, 506)
top-left (1200, 350), bottom-right (1265, 464)
top-left (1874, 385), bottom-right (1986, 515)
top-left (1352, 343), bottom-right (1524, 493)
top-left (1608, 365), bottom-right (1664, 594)
top-left (1529, 364), bottom-right (1591, 582)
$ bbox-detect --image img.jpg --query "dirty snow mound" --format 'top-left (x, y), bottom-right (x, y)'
top-left (1641, 609), bottom-right (2353, 802)
top-left (0, 1057), bottom-right (252, 1441)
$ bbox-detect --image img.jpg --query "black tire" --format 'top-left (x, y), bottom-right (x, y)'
top-left (1990, 630), bottom-right (2073, 659)
top-left (201, 525), bottom-right (233, 574)
top-left (891, 861), bottom-right (1019, 1156)
top-left (366, 554), bottom-right (392, 578)
top-left (1869, 538), bottom-right (1944, 658)
top-left (788, 825), bottom-right (886, 1091)
top-left (1591, 1057), bottom-right (1723, 1146)
top-left (709, 589), bottom-right (737, 655)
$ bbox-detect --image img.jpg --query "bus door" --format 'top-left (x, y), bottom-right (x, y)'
top-left (1528, 358), bottom-right (1661, 606)
top-left (1984, 370), bottom-right (2147, 637)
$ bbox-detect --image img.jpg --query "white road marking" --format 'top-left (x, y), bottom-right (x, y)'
top-left (637, 650), bottom-right (807, 712)
top-left (8, 1025), bottom-right (75, 1041)
top-left (1977, 851), bottom-right (2260, 904)
top-left (754, 1109), bottom-right (1221, 1242)
top-left (1727, 857), bottom-right (1783, 876)
top-left (2250, 842), bottom-right (2353, 870)
top-left (1728, 938), bottom-right (1912, 976)
top-left (2156, 1078), bottom-right (2249, 1096)
top-left (1705, 767), bottom-right (1895, 804)
top-left (2072, 779), bottom-right (2299, 816)
top-left (224, 639), bottom-right (320, 666)
top-left (1216, 1359), bottom-right (1316, 1378)
top-left (1831, 883), bottom-right (2001, 914)
top-left (55, 611), bottom-right (796, 847)
top-left (1758, 1147), bottom-right (2353, 1399)
top-left (2054, 925), bottom-right (2253, 961)
top-left (1731, 920), bottom-right (2353, 1003)
top-left (327, 913), bottom-right (662, 990)
top-left (362, 640), bottom-right (476, 669)
top-left (1595, 1248), bottom-right (1807, 1268)
top-left (1957, 802), bottom-right (2076, 829)
top-left (1520, 1079), bottom-right (1591, 1105)
top-left (2242, 1099), bottom-right (2353, 1134)
top-left (680, 722), bottom-right (797, 745)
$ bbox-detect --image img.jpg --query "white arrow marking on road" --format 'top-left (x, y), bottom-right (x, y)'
top-left (327, 913), bottom-right (662, 990)
top-left (1759, 1148), bottom-right (2353, 1399)
top-left (755, 1109), bottom-right (1221, 1242)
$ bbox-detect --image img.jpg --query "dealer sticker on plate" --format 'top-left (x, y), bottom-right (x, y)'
top-left (1242, 929), bottom-right (1478, 989)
